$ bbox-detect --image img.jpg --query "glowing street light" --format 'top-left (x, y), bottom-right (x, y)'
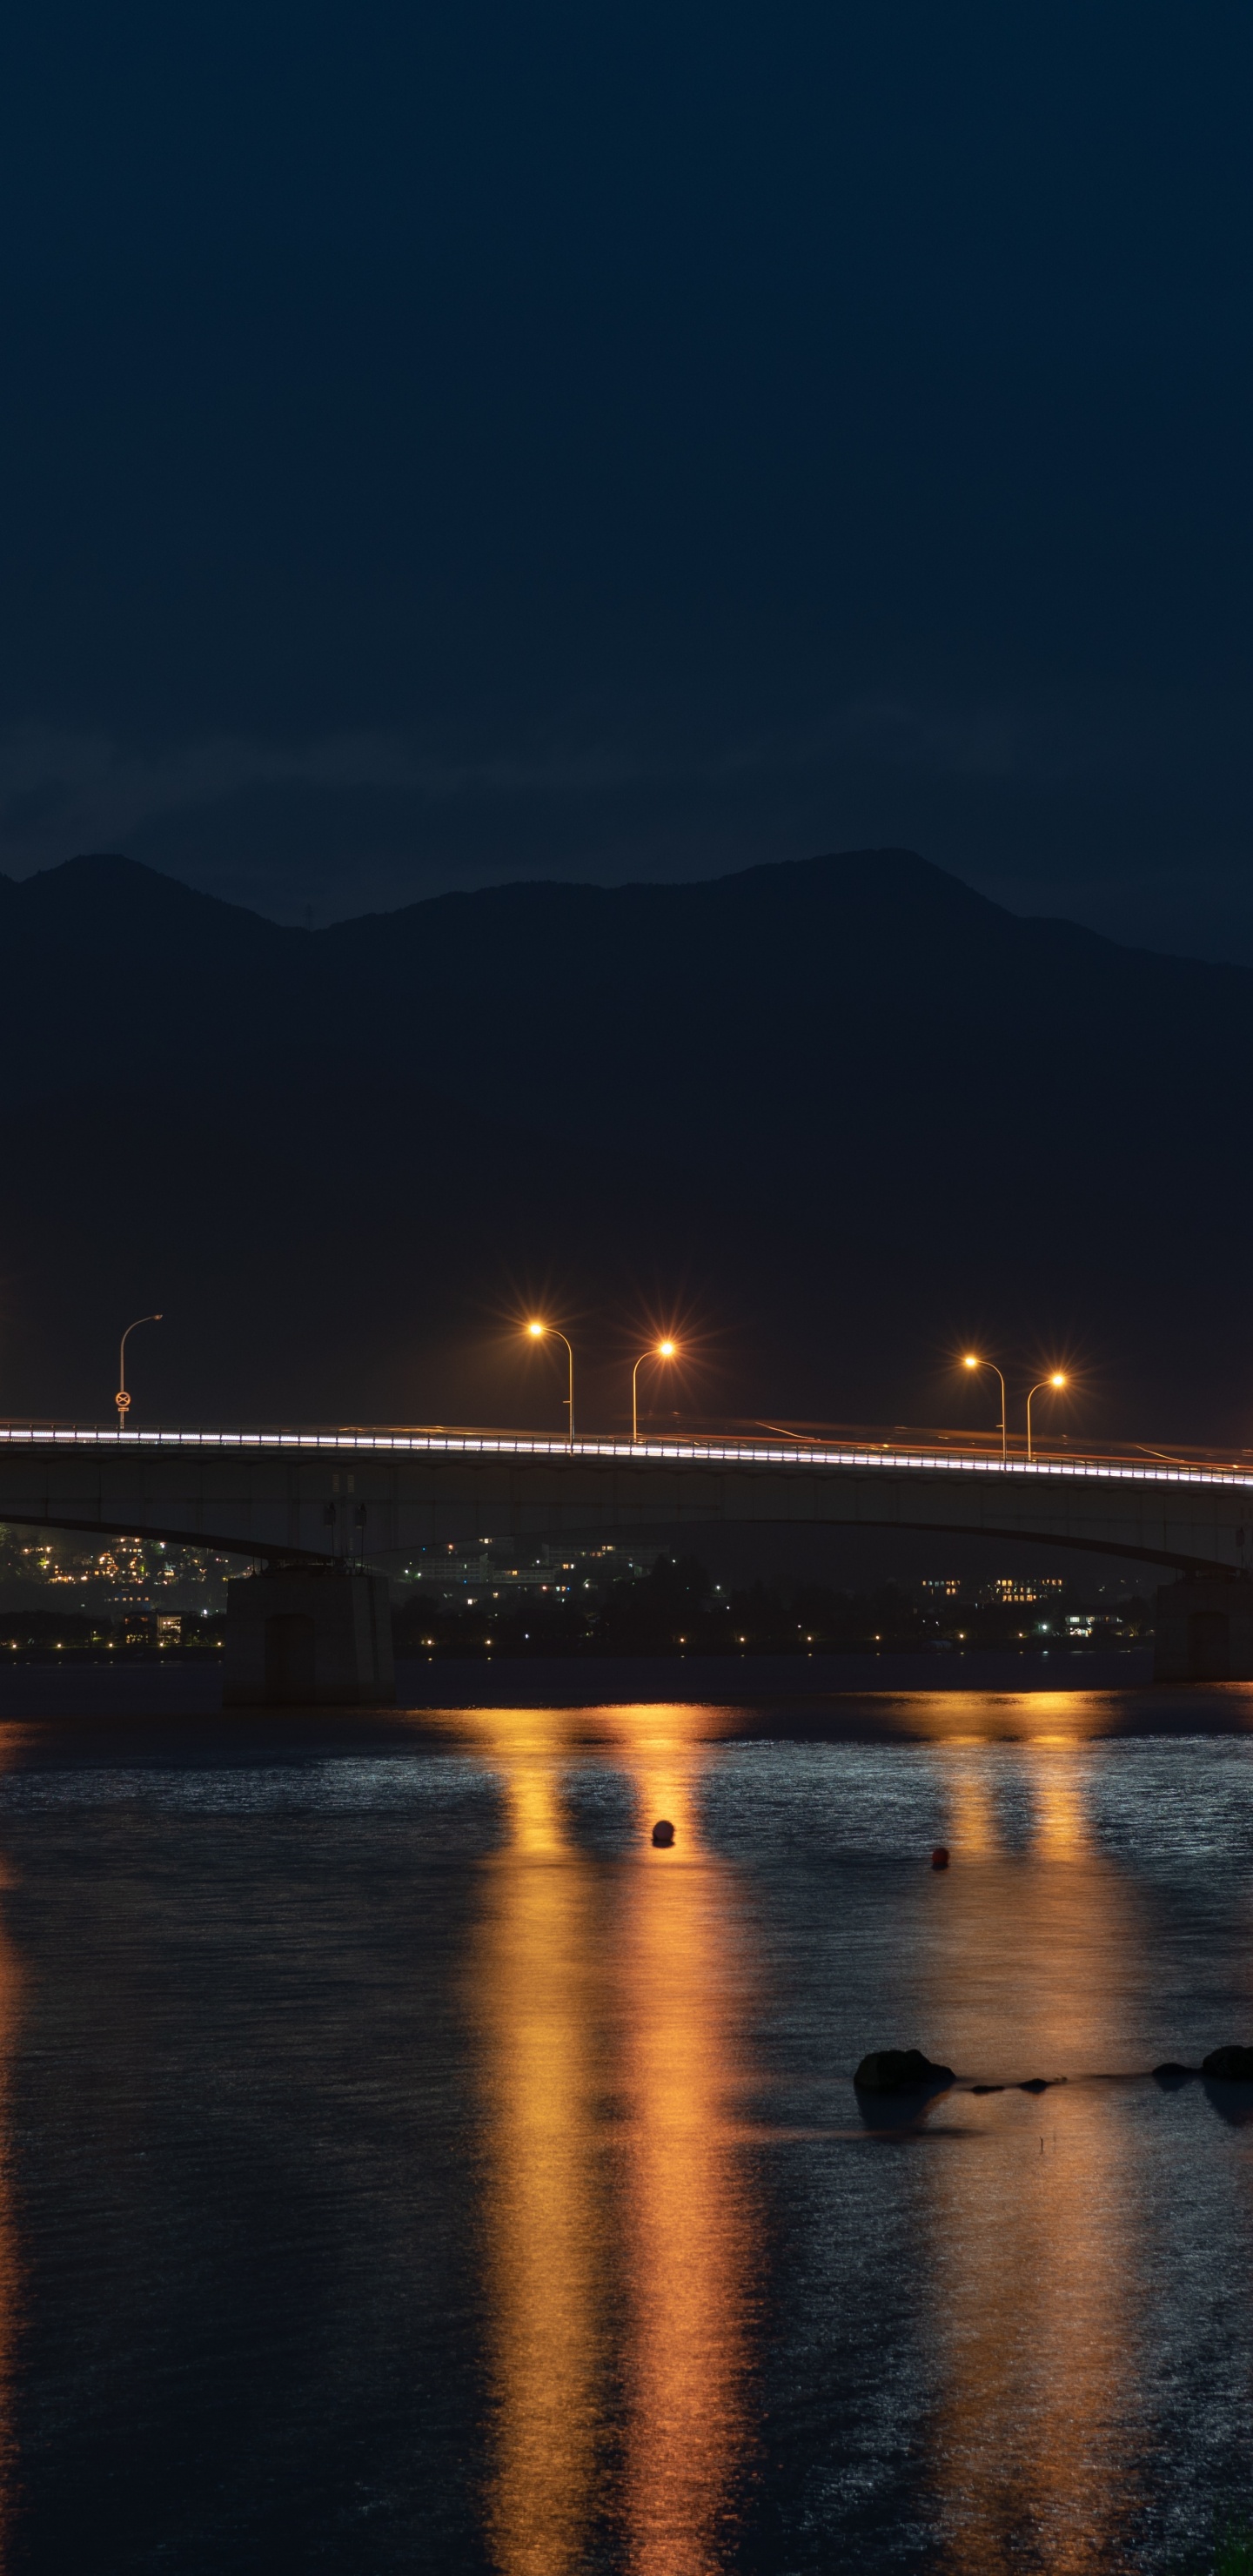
top-left (632, 1338), bottom-right (678, 1444)
top-left (962, 1352), bottom-right (1007, 1459)
top-left (117, 1313), bottom-right (163, 1436)
top-left (524, 1320), bottom-right (575, 1446)
top-left (1026, 1372), bottom-right (1067, 1462)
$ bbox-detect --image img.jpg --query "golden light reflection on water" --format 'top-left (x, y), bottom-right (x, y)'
top-left (614, 1712), bottom-right (754, 2576)
top-left (445, 1685), bottom-right (1231, 2573)
top-left (0, 1861), bottom-right (22, 2576)
top-left (0, 1734), bottom-right (23, 2574)
top-left (466, 1714), bottom-right (608, 2576)
top-left (921, 1711), bottom-right (1145, 2571)
top-left (0, 1876), bottom-right (17, 2576)
top-left (882, 1687), bottom-right (1139, 1746)
top-left (934, 1746), bottom-right (999, 1856)
top-left (461, 1705), bottom-right (754, 2576)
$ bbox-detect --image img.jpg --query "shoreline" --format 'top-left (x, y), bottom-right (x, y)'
top-left (0, 1642), bottom-right (1200, 1726)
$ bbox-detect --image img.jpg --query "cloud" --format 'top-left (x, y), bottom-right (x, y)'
top-left (0, 722), bottom-right (665, 878)
top-left (0, 686), bottom-right (1120, 880)
top-left (3, 686), bottom-right (1253, 963)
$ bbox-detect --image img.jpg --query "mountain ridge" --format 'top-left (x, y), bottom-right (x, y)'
top-left (6, 842), bottom-right (1251, 1001)
top-left (0, 839), bottom-right (1234, 972)
top-left (3, 840), bottom-right (1250, 1441)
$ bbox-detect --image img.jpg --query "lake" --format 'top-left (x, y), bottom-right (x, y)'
top-left (0, 1671), bottom-right (1250, 2571)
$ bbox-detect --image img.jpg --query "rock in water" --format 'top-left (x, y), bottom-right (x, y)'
top-left (1152, 2062), bottom-right (1197, 2084)
top-left (650, 1819), bottom-right (675, 1848)
top-left (854, 2048), bottom-right (955, 2093)
top-left (1201, 2045), bottom-right (1253, 2081)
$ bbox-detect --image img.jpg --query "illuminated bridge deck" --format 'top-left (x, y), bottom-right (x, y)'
top-left (2, 1421), bottom-right (1252, 1575)
top-left (2, 1419), bottom-right (1253, 1482)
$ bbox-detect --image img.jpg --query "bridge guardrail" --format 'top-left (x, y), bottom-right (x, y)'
top-left (2, 1422), bottom-right (1253, 1492)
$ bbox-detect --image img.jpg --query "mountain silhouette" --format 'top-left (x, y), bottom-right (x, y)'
top-left (3, 847), bottom-right (1249, 1442)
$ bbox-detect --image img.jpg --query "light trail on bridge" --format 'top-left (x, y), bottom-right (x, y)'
top-left (2, 1423), bottom-right (1253, 1493)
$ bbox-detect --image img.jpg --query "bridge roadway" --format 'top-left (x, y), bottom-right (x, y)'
top-left (1, 1422), bottom-right (1251, 1576)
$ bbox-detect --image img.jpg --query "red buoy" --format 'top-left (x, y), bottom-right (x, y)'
top-left (931, 1845), bottom-right (950, 1869)
top-left (651, 1819), bottom-right (675, 1848)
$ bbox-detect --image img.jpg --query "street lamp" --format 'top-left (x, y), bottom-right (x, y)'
top-left (1026, 1372), bottom-right (1066, 1462)
top-left (632, 1338), bottom-right (678, 1444)
top-left (962, 1352), bottom-right (1007, 1459)
top-left (117, 1313), bottom-right (163, 1435)
top-left (525, 1320), bottom-right (575, 1446)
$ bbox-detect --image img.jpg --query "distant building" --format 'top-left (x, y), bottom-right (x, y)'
top-left (394, 1537), bottom-right (652, 1608)
top-left (0, 1527), bottom-right (236, 1616)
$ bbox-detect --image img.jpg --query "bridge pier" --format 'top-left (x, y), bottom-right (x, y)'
top-left (1154, 1574), bottom-right (1253, 1682)
top-left (224, 1568), bottom-right (395, 1707)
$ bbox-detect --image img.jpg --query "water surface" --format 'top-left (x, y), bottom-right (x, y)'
top-left (0, 1680), bottom-right (1250, 2571)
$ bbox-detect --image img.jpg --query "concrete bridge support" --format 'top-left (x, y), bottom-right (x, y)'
top-left (1153, 1575), bottom-right (1253, 1682)
top-left (224, 1568), bottom-right (395, 1707)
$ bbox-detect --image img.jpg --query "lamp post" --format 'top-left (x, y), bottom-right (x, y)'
top-left (525, 1320), bottom-right (575, 1446)
top-left (117, 1313), bottom-right (163, 1435)
top-left (1026, 1372), bottom-right (1066, 1461)
top-left (632, 1339), bottom-right (678, 1444)
top-left (962, 1352), bottom-right (1007, 1459)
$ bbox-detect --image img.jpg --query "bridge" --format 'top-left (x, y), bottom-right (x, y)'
top-left (3, 1421), bottom-right (1250, 1697)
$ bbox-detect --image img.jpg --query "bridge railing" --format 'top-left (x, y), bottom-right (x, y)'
top-left (2, 1419), bottom-right (1253, 1490)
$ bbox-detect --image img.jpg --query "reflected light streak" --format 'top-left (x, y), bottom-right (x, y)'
top-left (0, 1854), bottom-right (20, 2570)
top-left (938, 1748), bottom-right (1001, 1856)
top-left (469, 1714), bottom-right (607, 2576)
top-left (462, 1702), bottom-right (759, 2573)
top-left (5, 1421), bottom-right (1253, 1496)
top-left (1030, 1741), bottom-right (1088, 1862)
top-left (614, 1707), bottom-right (755, 2575)
top-left (888, 1690), bottom-right (1133, 1749)
top-left (922, 1717), bottom-right (1144, 2567)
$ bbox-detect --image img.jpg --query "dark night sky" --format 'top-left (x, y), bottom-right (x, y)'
top-left (3, 1), bottom-right (1252, 954)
